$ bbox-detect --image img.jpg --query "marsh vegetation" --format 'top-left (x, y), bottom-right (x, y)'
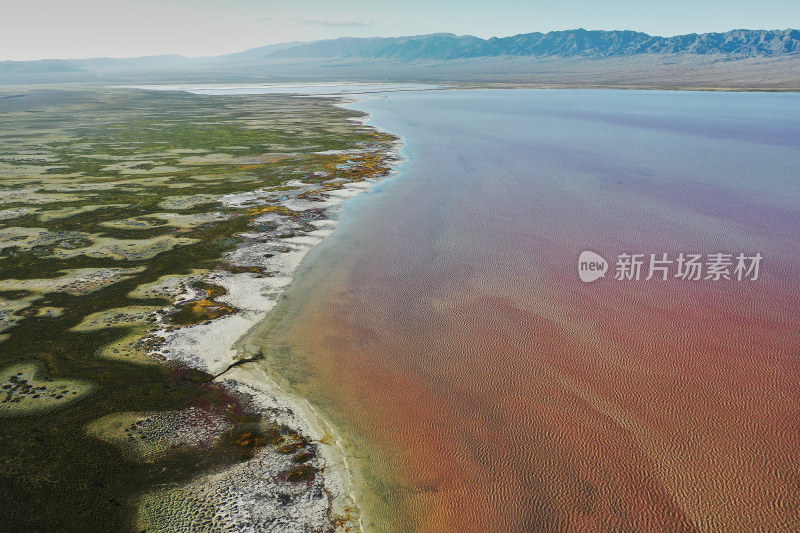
top-left (0, 87), bottom-right (396, 531)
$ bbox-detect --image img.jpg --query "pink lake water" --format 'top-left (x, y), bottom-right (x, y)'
top-left (257, 89), bottom-right (800, 532)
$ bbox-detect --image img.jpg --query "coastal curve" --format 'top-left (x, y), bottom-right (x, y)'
top-left (134, 88), bottom-right (405, 532)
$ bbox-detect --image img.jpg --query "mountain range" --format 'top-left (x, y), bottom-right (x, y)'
top-left (2, 29), bottom-right (799, 89)
top-left (253, 29), bottom-right (800, 60)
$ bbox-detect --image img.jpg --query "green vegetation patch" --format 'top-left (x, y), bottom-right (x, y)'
top-left (86, 407), bottom-right (232, 462)
top-left (37, 204), bottom-right (128, 222)
top-left (99, 217), bottom-right (169, 231)
top-left (96, 327), bottom-right (163, 365)
top-left (0, 207), bottom-right (38, 221)
top-left (71, 306), bottom-right (162, 332)
top-left (0, 295), bottom-right (39, 333)
top-left (55, 235), bottom-right (200, 261)
top-left (158, 194), bottom-right (220, 211)
top-left (128, 270), bottom-right (209, 301)
top-left (0, 188), bottom-right (86, 205)
top-left (137, 487), bottom-right (231, 533)
top-left (0, 226), bottom-right (75, 253)
top-left (0, 362), bottom-right (95, 418)
top-left (0, 87), bottom-right (398, 531)
top-left (34, 306), bottom-right (64, 318)
top-left (0, 267), bottom-right (146, 296)
top-left (147, 212), bottom-right (230, 229)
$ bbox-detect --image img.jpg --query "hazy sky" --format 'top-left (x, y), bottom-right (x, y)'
top-left (2, 0), bottom-right (798, 61)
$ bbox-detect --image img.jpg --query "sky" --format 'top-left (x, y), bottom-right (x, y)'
top-left (2, 0), bottom-right (798, 61)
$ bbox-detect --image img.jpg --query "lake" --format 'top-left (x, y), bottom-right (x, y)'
top-left (256, 89), bottom-right (800, 532)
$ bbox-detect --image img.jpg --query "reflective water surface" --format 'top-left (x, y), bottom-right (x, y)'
top-left (258, 89), bottom-right (800, 532)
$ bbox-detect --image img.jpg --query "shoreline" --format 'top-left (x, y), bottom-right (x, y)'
top-left (137, 94), bottom-right (405, 531)
top-left (112, 83), bottom-right (800, 531)
top-left (210, 88), bottom-right (800, 532)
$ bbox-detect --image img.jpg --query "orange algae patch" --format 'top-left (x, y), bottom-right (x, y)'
top-left (319, 153), bottom-right (392, 181)
top-left (170, 299), bottom-right (233, 325)
top-left (245, 205), bottom-right (294, 217)
top-left (169, 282), bottom-right (233, 325)
top-left (281, 464), bottom-right (316, 482)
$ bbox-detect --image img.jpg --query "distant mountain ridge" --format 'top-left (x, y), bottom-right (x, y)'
top-left (2, 28), bottom-right (800, 89)
top-left (263, 29), bottom-right (800, 60)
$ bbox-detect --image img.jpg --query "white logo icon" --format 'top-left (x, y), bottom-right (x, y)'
top-left (578, 251), bottom-right (608, 283)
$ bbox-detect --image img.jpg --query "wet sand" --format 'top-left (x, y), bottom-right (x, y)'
top-left (256, 89), bottom-right (800, 532)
